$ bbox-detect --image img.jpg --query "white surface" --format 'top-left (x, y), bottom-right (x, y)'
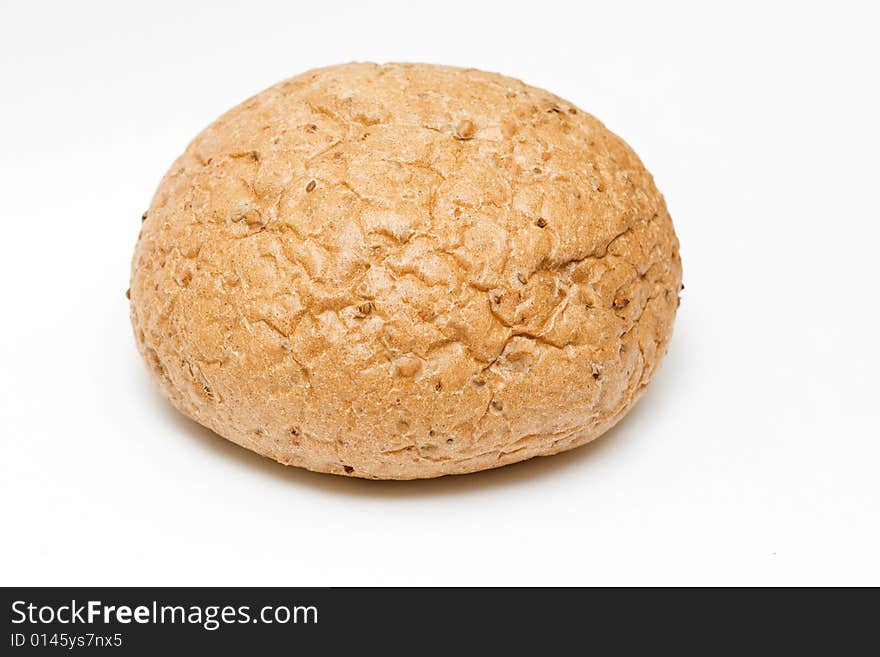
top-left (1, 0), bottom-right (878, 586)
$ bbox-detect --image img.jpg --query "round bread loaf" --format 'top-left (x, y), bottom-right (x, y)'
top-left (130, 62), bottom-right (682, 479)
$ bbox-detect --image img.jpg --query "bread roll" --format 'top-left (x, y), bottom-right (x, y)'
top-left (130, 63), bottom-right (682, 479)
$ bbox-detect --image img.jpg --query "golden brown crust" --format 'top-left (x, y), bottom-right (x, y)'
top-left (130, 62), bottom-right (682, 479)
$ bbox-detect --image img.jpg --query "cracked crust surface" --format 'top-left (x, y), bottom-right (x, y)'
top-left (130, 62), bottom-right (682, 479)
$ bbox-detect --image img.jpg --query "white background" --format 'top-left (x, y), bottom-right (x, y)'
top-left (1, 0), bottom-right (878, 586)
